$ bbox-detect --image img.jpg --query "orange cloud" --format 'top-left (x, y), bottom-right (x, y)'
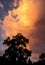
top-left (2, 0), bottom-right (45, 51)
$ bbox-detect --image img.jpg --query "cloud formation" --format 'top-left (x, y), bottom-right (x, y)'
top-left (0, 0), bottom-right (20, 20)
top-left (0, 0), bottom-right (45, 56)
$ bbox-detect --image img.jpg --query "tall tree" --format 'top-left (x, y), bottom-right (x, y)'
top-left (3, 33), bottom-right (32, 64)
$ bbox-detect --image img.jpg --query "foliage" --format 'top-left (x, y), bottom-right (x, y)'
top-left (3, 33), bottom-right (32, 64)
top-left (39, 53), bottom-right (45, 60)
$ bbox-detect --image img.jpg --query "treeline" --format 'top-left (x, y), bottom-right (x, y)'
top-left (0, 33), bottom-right (45, 65)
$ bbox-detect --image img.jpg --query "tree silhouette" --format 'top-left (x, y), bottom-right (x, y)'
top-left (3, 33), bottom-right (32, 64)
top-left (39, 53), bottom-right (45, 60)
top-left (33, 53), bottom-right (45, 65)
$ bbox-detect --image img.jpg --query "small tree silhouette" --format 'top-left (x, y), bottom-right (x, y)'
top-left (39, 53), bottom-right (45, 60)
top-left (3, 33), bottom-right (32, 64)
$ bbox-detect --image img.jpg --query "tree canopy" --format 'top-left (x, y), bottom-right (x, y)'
top-left (3, 33), bottom-right (32, 64)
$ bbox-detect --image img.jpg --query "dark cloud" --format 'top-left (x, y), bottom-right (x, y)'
top-left (0, 0), bottom-right (20, 20)
top-left (32, 42), bottom-right (45, 53)
top-left (35, 17), bottom-right (45, 41)
top-left (0, 22), bottom-right (5, 42)
top-left (29, 0), bottom-right (45, 52)
top-left (29, 0), bottom-right (45, 53)
top-left (30, 16), bottom-right (45, 53)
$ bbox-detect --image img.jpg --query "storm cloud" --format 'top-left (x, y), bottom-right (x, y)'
top-left (0, 0), bottom-right (20, 20)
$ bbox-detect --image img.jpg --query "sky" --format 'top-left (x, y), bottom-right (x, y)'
top-left (0, 0), bottom-right (45, 61)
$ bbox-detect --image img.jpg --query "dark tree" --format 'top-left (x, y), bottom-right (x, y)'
top-left (33, 53), bottom-right (45, 65)
top-left (39, 53), bottom-right (45, 60)
top-left (3, 33), bottom-right (32, 64)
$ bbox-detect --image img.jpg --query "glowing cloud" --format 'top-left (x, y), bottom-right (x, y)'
top-left (1, 0), bottom-right (45, 52)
